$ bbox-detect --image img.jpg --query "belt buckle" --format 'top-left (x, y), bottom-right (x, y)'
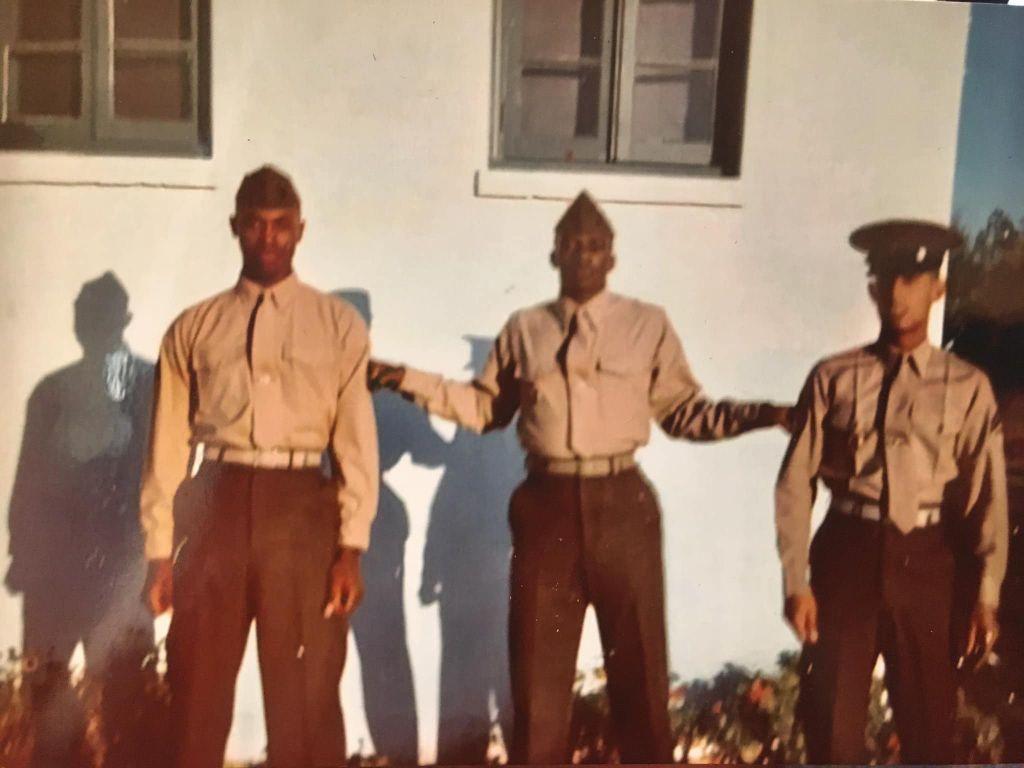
top-left (255, 448), bottom-right (284, 468)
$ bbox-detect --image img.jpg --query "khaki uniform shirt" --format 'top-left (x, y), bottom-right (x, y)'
top-left (400, 291), bottom-right (774, 458)
top-left (776, 341), bottom-right (1007, 606)
top-left (140, 274), bottom-right (379, 560)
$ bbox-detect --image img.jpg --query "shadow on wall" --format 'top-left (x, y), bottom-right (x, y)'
top-left (5, 272), bottom-right (156, 767)
top-left (421, 335), bottom-right (521, 765)
top-left (335, 290), bottom-right (522, 765)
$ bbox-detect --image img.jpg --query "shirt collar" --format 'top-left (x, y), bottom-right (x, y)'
top-left (871, 337), bottom-right (933, 376)
top-left (554, 290), bottom-right (613, 332)
top-left (234, 272), bottom-right (300, 310)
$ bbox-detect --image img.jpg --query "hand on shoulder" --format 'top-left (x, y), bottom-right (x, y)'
top-left (368, 359), bottom-right (406, 391)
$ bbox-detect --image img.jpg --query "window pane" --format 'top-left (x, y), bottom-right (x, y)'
top-left (114, 0), bottom-right (191, 40)
top-left (114, 54), bottom-right (191, 120)
top-left (636, 0), bottom-right (720, 64)
top-left (521, 0), bottom-right (604, 61)
top-left (631, 70), bottom-right (714, 146)
top-left (17, 0), bottom-right (82, 42)
top-left (15, 53), bottom-right (81, 116)
top-left (522, 68), bottom-right (600, 139)
top-left (683, 68), bottom-right (715, 142)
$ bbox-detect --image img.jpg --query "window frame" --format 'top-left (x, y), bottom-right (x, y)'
top-left (0, 0), bottom-right (211, 157)
top-left (499, 0), bottom-right (616, 164)
top-left (491, 0), bottom-right (752, 177)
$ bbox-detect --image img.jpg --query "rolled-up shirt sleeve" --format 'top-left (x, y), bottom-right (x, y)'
top-left (330, 315), bottom-right (379, 552)
top-left (651, 313), bottom-right (775, 440)
top-left (958, 375), bottom-right (1008, 608)
top-left (139, 317), bottom-right (194, 561)
top-left (775, 365), bottom-right (827, 597)
top-left (399, 322), bottom-right (520, 434)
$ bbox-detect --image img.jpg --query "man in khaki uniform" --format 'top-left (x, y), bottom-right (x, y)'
top-left (140, 166), bottom-right (378, 768)
top-left (776, 220), bottom-right (1008, 763)
top-left (371, 191), bottom-right (790, 763)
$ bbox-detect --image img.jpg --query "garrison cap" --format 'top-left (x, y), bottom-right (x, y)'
top-left (235, 165), bottom-right (301, 211)
top-left (77, 271), bottom-right (129, 315)
top-left (849, 219), bottom-right (962, 276)
top-left (556, 191), bottom-right (614, 240)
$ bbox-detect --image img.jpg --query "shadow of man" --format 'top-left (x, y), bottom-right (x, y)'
top-left (421, 336), bottom-right (523, 765)
top-left (334, 289), bottom-right (448, 764)
top-left (6, 272), bottom-right (155, 768)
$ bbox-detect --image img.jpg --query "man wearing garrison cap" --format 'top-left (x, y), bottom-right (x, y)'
top-left (776, 220), bottom-right (1008, 762)
top-left (370, 191), bottom-right (791, 763)
top-left (140, 166), bottom-right (378, 767)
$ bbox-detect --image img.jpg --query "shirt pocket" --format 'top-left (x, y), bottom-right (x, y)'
top-left (279, 338), bottom-right (339, 440)
top-left (517, 358), bottom-right (558, 403)
top-left (596, 353), bottom-right (647, 389)
top-left (192, 343), bottom-right (248, 423)
top-left (821, 403), bottom-right (871, 477)
top-left (596, 353), bottom-right (651, 427)
top-left (283, 338), bottom-right (339, 399)
top-left (910, 391), bottom-right (963, 484)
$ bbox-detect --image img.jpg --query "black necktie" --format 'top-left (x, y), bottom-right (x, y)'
top-left (246, 293), bottom-right (265, 371)
top-left (556, 312), bottom-right (578, 375)
top-left (876, 354), bottom-right (904, 521)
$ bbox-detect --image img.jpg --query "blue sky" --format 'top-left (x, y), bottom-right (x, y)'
top-left (951, 4), bottom-right (1024, 236)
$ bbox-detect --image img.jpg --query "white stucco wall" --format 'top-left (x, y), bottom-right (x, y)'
top-left (0, 0), bottom-right (970, 763)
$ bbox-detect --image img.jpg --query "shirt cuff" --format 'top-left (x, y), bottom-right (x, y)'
top-left (978, 574), bottom-right (1002, 608)
top-left (144, 525), bottom-right (174, 561)
top-left (783, 565), bottom-right (811, 598)
top-left (339, 514), bottom-right (371, 552)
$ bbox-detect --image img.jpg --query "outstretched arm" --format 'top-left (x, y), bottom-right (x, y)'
top-left (650, 316), bottom-right (791, 440)
top-left (369, 324), bottom-right (520, 434)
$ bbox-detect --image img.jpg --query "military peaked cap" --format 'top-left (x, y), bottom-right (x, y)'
top-left (849, 219), bottom-right (962, 276)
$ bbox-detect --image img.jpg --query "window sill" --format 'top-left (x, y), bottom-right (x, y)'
top-left (474, 166), bottom-right (744, 208)
top-left (0, 150), bottom-right (217, 191)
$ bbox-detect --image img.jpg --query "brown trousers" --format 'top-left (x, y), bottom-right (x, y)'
top-left (167, 462), bottom-right (347, 768)
top-left (800, 513), bottom-right (957, 764)
top-left (508, 468), bottom-right (673, 764)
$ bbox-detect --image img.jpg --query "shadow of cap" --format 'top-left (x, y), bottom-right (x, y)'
top-left (74, 272), bottom-right (131, 355)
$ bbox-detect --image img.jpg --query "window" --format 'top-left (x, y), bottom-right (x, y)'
top-left (493, 0), bottom-right (752, 176)
top-left (0, 0), bottom-right (210, 156)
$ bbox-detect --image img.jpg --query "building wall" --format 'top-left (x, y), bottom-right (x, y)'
top-left (0, 0), bottom-right (970, 762)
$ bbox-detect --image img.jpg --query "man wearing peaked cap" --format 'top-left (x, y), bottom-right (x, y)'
top-left (140, 165), bottom-right (378, 767)
top-left (776, 219), bottom-right (1007, 762)
top-left (850, 218), bottom-right (965, 275)
top-left (370, 190), bottom-right (792, 763)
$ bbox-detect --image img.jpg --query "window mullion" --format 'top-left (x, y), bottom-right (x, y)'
top-left (498, 0), bottom-right (523, 161)
top-left (0, 1), bottom-right (14, 124)
top-left (189, 0), bottom-right (199, 143)
top-left (93, 0), bottom-right (113, 142)
top-left (612, 0), bottom-right (639, 163)
top-left (595, 0), bottom-right (617, 163)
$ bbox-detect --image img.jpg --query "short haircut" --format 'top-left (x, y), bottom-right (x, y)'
top-left (235, 165), bottom-right (301, 211)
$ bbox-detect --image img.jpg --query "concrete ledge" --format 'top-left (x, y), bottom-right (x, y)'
top-left (474, 166), bottom-right (744, 208)
top-left (0, 152), bottom-right (216, 190)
